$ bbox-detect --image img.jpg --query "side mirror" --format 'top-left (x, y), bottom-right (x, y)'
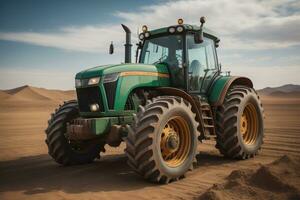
top-left (194, 16), bottom-right (206, 44)
top-left (194, 31), bottom-right (203, 44)
top-left (109, 41), bottom-right (114, 54)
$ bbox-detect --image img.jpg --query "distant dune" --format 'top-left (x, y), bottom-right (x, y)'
top-left (0, 85), bottom-right (75, 108)
top-left (258, 84), bottom-right (300, 98)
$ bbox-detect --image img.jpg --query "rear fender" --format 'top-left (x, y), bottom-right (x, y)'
top-left (208, 76), bottom-right (253, 106)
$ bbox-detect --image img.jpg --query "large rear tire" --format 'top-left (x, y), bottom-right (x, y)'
top-left (125, 96), bottom-right (199, 183)
top-left (215, 86), bottom-right (264, 159)
top-left (45, 100), bottom-right (105, 165)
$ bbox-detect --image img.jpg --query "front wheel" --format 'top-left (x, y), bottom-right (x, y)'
top-left (215, 86), bottom-right (264, 159)
top-left (45, 100), bottom-right (105, 165)
top-left (125, 96), bottom-right (199, 183)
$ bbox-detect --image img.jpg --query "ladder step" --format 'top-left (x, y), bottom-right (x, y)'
top-left (204, 124), bottom-right (214, 128)
top-left (205, 135), bottom-right (217, 139)
top-left (201, 107), bottom-right (210, 111)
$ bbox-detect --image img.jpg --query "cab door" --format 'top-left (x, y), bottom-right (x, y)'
top-left (186, 34), bottom-right (218, 94)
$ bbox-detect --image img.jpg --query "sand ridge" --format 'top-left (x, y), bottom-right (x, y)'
top-left (198, 155), bottom-right (300, 200)
top-left (0, 86), bottom-right (76, 111)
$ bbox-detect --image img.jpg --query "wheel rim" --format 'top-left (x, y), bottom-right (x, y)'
top-left (240, 103), bottom-right (259, 145)
top-left (160, 116), bottom-right (191, 168)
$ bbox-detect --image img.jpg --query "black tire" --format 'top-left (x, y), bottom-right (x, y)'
top-left (125, 96), bottom-right (199, 183)
top-left (215, 86), bottom-right (264, 159)
top-left (45, 100), bottom-right (105, 165)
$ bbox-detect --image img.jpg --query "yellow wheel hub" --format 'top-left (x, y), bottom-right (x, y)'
top-left (240, 103), bottom-right (259, 145)
top-left (160, 116), bottom-right (191, 168)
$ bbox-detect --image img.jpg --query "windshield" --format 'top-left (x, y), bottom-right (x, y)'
top-left (140, 35), bottom-right (183, 67)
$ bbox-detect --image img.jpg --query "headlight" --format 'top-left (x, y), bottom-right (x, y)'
top-left (139, 33), bottom-right (145, 40)
top-left (168, 27), bottom-right (176, 33)
top-left (88, 77), bottom-right (100, 86)
top-left (145, 32), bottom-right (150, 38)
top-left (90, 103), bottom-right (99, 112)
top-left (103, 73), bottom-right (119, 83)
top-left (75, 79), bottom-right (82, 87)
top-left (176, 26), bottom-right (184, 32)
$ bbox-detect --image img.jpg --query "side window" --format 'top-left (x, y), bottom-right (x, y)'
top-left (205, 39), bottom-right (217, 70)
top-left (187, 35), bottom-right (217, 92)
top-left (144, 43), bottom-right (168, 64)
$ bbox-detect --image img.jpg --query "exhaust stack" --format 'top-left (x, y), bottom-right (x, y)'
top-left (121, 24), bottom-right (132, 63)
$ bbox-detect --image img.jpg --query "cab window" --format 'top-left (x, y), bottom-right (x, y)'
top-left (187, 35), bottom-right (217, 92)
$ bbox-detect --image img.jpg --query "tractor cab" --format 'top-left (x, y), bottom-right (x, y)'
top-left (138, 18), bottom-right (220, 94)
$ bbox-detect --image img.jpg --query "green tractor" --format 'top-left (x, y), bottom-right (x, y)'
top-left (45, 17), bottom-right (264, 183)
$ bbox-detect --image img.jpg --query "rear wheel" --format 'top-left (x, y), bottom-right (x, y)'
top-left (125, 96), bottom-right (199, 183)
top-left (45, 100), bottom-right (105, 165)
top-left (215, 86), bottom-right (264, 159)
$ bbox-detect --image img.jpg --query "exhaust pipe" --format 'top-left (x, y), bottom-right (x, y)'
top-left (121, 24), bottom-right (132, 63)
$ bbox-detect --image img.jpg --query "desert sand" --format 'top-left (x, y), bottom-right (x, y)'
top-left (0, 86), bottom-right (299, 200)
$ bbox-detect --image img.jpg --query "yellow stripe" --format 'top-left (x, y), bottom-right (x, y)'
top-left (120, 71), bottom-right (169, 78)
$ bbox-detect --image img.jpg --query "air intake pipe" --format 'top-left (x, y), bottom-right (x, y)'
top-left (121, 24), bottom-right (132, 63)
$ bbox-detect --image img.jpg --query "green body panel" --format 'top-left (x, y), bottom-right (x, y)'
top-left (114, 74), bottom-right (170, 111)
top-left (76, 63), bottom-right (169, 79)
top-left (208, 75), bottom-right (231, 104)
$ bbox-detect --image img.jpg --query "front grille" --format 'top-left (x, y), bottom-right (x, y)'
top-left (76, 86), bottom-right (104, 112)
top-left (104, 81), bottom-right (118, 109)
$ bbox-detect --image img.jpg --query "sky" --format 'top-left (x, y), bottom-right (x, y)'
top-left (0, 0), bottom-right (299, 90)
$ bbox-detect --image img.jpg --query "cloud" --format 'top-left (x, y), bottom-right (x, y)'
top-left (0, 25), bottom-right (124, 53)
top-left (0, 0), bottom-right (299, 52)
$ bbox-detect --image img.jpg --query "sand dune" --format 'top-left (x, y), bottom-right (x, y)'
top-left (5, 85), bottom-right (75, 101)
top-left (0, 86), bottom-right (299, 200)
top-left (258, 84), bottom-right (300, 97)
top-left (5, 85), bottom-right (51, 101)
top-left (0, 85), bottom-right (75, 107)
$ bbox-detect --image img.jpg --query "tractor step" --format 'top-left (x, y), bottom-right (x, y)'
top-left (200, 100), bottom-right (216, 138)
top-left (192, 95), bottom-right (216, 140)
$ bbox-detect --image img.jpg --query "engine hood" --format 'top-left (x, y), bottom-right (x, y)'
top-left (75, 63), bottom-right (169, 79)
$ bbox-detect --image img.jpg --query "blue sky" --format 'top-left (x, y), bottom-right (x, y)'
top-left (0, 0), bottom-right (299, 90)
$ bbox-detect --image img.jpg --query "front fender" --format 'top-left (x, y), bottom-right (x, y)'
top-left (113, 74), bottom-right (170, 111)
top-left (208, 76), bottom-right (253, 106)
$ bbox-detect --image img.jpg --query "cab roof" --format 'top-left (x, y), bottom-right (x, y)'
top-left (149, 24), bottom-right (219, 41)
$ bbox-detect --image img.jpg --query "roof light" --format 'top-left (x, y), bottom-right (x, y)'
top-left (142, 25), bottom-right (148, 32)
top-left (177, 18), bottom-right (184, 25)
top-left (145, 32), bottom-right (150, 38)
top-left (168, 27), bottom-right (176, 33)
top-left (139, 33), bottom-right (145, 40)
top-left (176, 26), bottom-right (184, 32)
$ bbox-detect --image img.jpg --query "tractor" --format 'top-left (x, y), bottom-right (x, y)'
top-left (45, 17), bottom-right (264, 183)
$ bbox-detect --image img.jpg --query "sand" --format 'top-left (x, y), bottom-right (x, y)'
top-left (0, 87), bottom-right (299, 200)
top-left (198, 155), bottom-right (300, 200)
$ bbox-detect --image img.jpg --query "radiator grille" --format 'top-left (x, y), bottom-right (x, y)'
top-left (76, 86), bottom-right (104, 112)
top-left (104, 81), bottom-right (118, 110)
